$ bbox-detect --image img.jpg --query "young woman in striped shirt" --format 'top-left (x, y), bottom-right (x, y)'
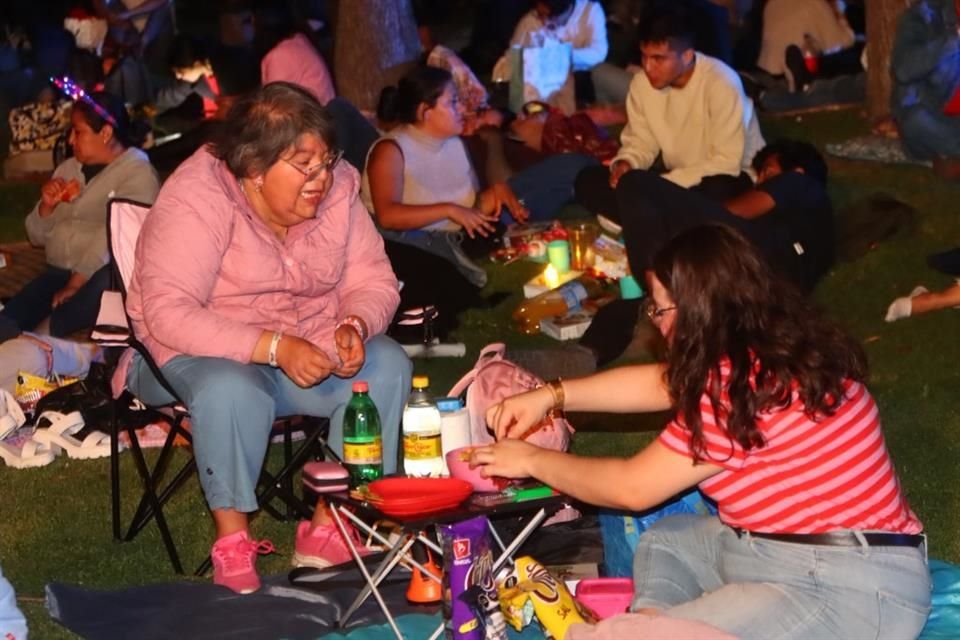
top-left (472, 224), bottom-right (930, 639)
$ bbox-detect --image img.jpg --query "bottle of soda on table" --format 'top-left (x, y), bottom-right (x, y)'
top-left (402, 376), bottom-right (444, 477)
top-left (343, 381), bottom-right (384, 486)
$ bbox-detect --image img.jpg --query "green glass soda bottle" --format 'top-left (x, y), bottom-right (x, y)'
top-left (342, 381), bottom-right (384, 486)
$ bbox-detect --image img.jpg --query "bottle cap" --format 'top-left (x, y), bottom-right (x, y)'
top-left (352, 381), bottom-right (369, 393)
top-left (436, 397), bottom-right (463, 412)
top-left (412, 375), bottom-right (430, 389)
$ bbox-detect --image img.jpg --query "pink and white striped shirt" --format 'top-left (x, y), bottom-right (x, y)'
top-left (659, 365), bottom-right (922, 534)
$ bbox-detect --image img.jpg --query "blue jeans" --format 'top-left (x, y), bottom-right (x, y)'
top-left (632, 515), bottom-right (931, 640)
top-left (897, 105), bottom-right (960, 160)
top-left (0, 265), bottom-right (111, 342)
top-left (126, 335), bottom-right (412, 513)
top-left (507, 152), bottom-right (598, 222)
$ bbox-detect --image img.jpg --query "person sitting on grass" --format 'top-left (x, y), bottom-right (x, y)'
top-left (575, 6), bottom-right (765, 224)
top-left (472, 224), bottom-right (930, 640)
top-left (123, 82), bottom-right (411, 594)
top-left (0, 91), bottom-right (159, 344)
top-left (890, 0), bottom-right (960, 174)
top-left (362, 65), bottom-right (596, 289)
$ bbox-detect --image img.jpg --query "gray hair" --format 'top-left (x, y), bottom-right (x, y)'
top-left (210, 81), bottom-right (336, 178)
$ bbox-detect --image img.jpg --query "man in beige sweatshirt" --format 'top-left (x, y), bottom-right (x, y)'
top-left (574, 7), bottom-right (764, 225)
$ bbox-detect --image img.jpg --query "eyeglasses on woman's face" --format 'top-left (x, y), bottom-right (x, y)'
top-left (643, 297), bottom-right (677, 322)
top-left (282, 148), bottom-right (344, 182)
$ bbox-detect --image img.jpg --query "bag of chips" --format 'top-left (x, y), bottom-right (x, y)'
top-left (497, 555), bottom-right (593, 639)
top-left (439, 516), bottom-right (507, 640)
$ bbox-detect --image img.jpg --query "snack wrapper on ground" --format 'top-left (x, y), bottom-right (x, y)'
top-left (497, 572), bottom-right (536, 631)
top-left (439, 516), bottom-right (507, 640)
top-left (498, 555), bottom-right (593, 639)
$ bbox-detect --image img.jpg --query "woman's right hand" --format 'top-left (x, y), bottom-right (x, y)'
top-left (39, 178), bottom-right (68, 216)
top-left (275, 335), bottom-right (339, 387)
top-left (485, 386), bottom-right (555, 440)
top-left (449, 204), bottom-right (498, 239)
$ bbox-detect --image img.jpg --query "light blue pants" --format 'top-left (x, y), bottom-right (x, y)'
top-left (0, 565), bottom-right (27, 640)
top-left (126, 335), bottom-right (412, 512)
top-left (632, 515), bottom-right (931, 640)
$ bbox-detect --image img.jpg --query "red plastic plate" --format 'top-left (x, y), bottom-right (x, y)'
top-left (368, 477), bottom-right (472, 501)
top-left (366, 477), bottom-right (472, 516)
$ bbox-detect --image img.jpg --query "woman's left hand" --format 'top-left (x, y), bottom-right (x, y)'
top-left (479, 182), bottom-right (529, 223)
top-left (333, 323), bottom-right (365, 378)
top-left (469, 439), bottom-right (541, 479)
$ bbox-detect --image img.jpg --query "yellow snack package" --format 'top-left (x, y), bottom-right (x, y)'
top-left (497, 578), bottom-right (534, 632)
top-left (14, 371), bottom-right (80, 415)
top-left (503, 556), bottom-right (593, 639)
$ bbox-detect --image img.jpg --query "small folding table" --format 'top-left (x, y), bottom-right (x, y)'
top-left (325, 490), bottom-right (571, 640)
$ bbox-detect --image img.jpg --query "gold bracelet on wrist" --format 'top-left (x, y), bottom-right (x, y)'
top-left (545, 378), bottom-right (565, 410)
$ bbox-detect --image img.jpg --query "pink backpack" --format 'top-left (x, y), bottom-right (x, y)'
top-left (448, 343), bottom-right (574, 450)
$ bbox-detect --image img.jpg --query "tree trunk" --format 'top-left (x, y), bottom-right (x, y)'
top-left (866, 0), bottom-right (910, 120)
top-left (332, 0), bottom-right (421, 111)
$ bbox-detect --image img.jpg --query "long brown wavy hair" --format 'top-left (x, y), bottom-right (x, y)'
top-left (651, 225), bottom-right (867, 462)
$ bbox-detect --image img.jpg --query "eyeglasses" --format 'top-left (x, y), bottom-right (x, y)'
top-left (282, 148), bottom-right (343, 182)
top-left (643, 298), bottom-right (677, 322)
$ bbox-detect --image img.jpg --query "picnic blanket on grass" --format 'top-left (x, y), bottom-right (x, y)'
top-left (47, 515), bottom-right (603, 638)
top-left (46, 563), bottom-right (549, 639)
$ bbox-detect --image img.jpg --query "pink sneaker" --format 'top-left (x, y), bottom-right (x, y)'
top-left (293, 520), bottom-right (370, 569)
top-left (211, 530), bottom-right (275, 594)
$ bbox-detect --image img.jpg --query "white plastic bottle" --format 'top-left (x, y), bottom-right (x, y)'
top-left (402, 376), bottom-right (444, 477)
top-left (437, 396), bottom-right (472, 476)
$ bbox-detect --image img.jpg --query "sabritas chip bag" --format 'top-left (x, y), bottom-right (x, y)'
top-left (497, 556), bottom-right (591, 639)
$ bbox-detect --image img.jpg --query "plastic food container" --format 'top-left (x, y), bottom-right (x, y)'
top-left (574, 577), bottom-right (635, 620)
top-left (302, 460), bottom-right (350, 495)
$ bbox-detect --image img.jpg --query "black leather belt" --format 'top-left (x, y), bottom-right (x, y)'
top-left (731, 528), bottom-right (925, 548)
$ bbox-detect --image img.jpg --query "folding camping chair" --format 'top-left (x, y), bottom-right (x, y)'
top-left (92, 197), bottom-right (338, 574)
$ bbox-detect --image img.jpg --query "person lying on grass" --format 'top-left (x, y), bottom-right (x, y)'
top-left (471, 224), bottom-right (930, 640)
top-left (886, 281), bottom-right (960, 322)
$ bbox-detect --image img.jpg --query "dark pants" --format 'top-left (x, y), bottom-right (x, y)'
top-left (615, 171), bottom-right (777, 276)
top-left (574, 165), bottom-right (753, 224)
top-left (508, 153), bottom-right (599, 222)
top-left (383, 240), bottom-right (487, 341)
top-left (0, 265), bottom-right (111, 343)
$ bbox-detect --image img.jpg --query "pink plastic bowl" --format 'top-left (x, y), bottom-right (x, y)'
top-left (445, 446), bottom-right (501, 492)
top-left (575, 578), bottom-right (635, 620)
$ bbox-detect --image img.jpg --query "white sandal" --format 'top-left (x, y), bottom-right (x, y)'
top-left (0, 389), bottom-right (26, 441)
top-left (32, 411), bottom-right (113, 460)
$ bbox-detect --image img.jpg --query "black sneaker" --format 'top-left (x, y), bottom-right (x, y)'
top-left (927, 247), bottom-right (960, 276)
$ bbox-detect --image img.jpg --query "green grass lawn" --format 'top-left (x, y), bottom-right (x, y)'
top-left (3, 109), bottom-right (960, 638)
